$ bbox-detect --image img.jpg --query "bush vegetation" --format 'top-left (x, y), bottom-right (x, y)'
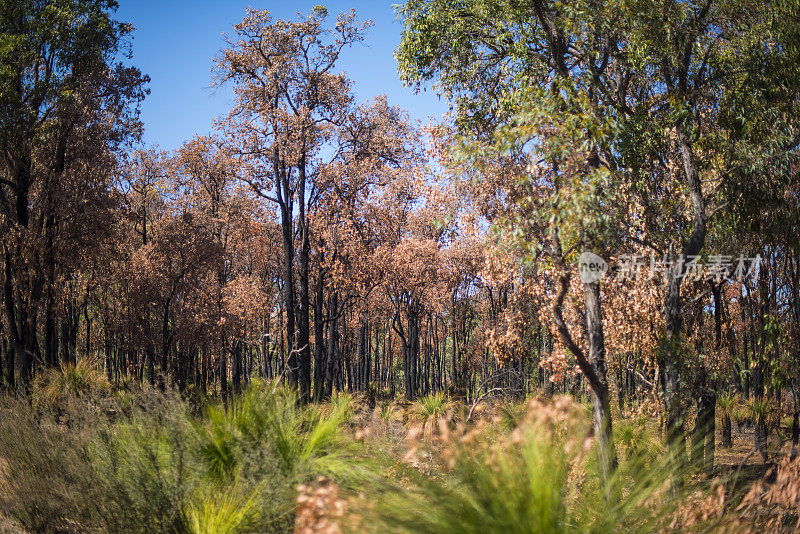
top-left (0, 361), bottom-right (792, 533)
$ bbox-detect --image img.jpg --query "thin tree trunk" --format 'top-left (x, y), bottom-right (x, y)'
top-left (584, 279), bottom-right (618, 487)
top-left (313, 262), bottom-right (326, 402)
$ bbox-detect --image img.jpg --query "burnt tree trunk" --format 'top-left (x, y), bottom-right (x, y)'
top-left (297, 159), bottom-right (311, 403)
top-left (313, 260), bottom-right (326, 402)
top-left (722, 413), bottom-right (733, 448)
top-left (324, 293), bottom-right (338, 397)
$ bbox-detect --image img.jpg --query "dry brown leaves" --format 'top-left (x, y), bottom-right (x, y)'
top-left (666, 484), bottom-right (726, 532)
top-left (738, 455), bottom-right (800, 531)
top-left (294, 477), bottom-right (348, 534)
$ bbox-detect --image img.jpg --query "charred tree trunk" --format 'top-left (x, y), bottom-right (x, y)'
top-left (361, 322), bottom-right (371, 390)
top-left (220, 337), bottom-right (228, 404)
top-left (297, 161), bottom-right (311, 403)
top-left (232, 341), bottom-right (242, 394)
top-left (722, 412), bottom-right (733, 448)
top-left (691, 382), bottom-right (717, 474)
top-left (324, 293), bottom-right (338, 398)
top-left (313, 261), bottom-right (326, 402)
top-left (278, 170), bottom-right (297, 391)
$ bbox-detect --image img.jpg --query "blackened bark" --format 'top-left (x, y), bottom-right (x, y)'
top-left (5, 336), bottom-right (13, 389)
top-left (345, 349), bottom-right (353, 392)
top-left (362, 322), bottom-right (371, 389)
top-left (313, 260), bottom-right (326, 402)
top-left (84, 306), bottom-right (91, 361)
top-left (281, 200), bottom-right (297, 389)
top-left (722, 413), bottom-right (733, 448)
top-left (691, 380), bottom-right (716, 474)
top-left (161, 302), bottom-right (170, 387)
top-left (233, 341), bottom-right (242, 394)
top-left (755, 420), bottom-right (768, 462)
top-left (220, 337), bottom-right (228, 404)
top-left (324, 293), bottom-right (338, 397)
top-left (297, 159), bottom-right (311, 403)
top-left (22, 309), bottom-right (38, 384)
top-left (146, 344), bottom-right (155, 386)
top-left (405, 308), bottom-right (420, 400)
top-left (44, 290), bottom-right (57, 368)
top-left (3, 248), bottom-right (23, 388)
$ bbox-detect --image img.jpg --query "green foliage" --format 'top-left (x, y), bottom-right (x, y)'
top-left (0, 389), bottom-right (197, 533)
top-left (196, 404), bottom-right (239, 483)
top-left (88, 395), bottom-right (198, 533)
top-left (208, 381), bottom-right (356, 477)
top-left (0, 0), bottom-right (135, 114)
top-left (0, 382), bottom-right (742, 533)
top-left (371, 413), bottom-right (574, 533)
top-left (399, 0), bottom-right (800, 256)
top-left (190, 381), bottom-right (372, 530)
top-left (0, 395), bottom-right (96, 533)
top-left (0, 381), bottom-right (374, 533)
top-left (365, 399), bottom-right (675, 534)
top-left (187, 482), bottom-right (262, 534)
top-left (497, 399), bottom-right (527, 432)
top-left (717, 393), bottom-right (738, 417)
top-left (615, 416), bottom-right (663, 469)
top-left (749, 397), bottom-right (775, 428)
top-left (408, 392), bottom-right (454, 441)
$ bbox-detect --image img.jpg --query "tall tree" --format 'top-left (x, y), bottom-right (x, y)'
top-left (398, 0), bottom-right (800, 479)
top-left (214, 7), bottom-right (370, 402)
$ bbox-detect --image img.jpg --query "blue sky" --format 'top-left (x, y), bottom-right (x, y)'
top-left (115, 1), bottom-right (448, 151)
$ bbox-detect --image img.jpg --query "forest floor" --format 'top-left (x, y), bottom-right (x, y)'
top-left (0, 405), bottom-right (789, 534)
top-left (714, 421), bottom-right (796, 484)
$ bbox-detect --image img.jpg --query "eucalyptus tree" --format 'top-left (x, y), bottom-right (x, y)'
top-left (397, 0), bottom-right (627, 483)
top-left (617, 0), bottom-right (800, 468)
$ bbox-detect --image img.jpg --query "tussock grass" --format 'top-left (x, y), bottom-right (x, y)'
top-left (31, 358), bottom-right (111, 415)
top-left (187, 482), bottom-right (262, 534)
top-left (0, 375), bottom-right (377, 533)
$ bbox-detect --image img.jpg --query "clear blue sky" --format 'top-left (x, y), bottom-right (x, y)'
top-left (115, 1), bottom-right (447, 151)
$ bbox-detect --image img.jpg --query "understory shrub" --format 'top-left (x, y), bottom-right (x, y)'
top-left (0, 377), bottom-right (377, 533)
top-left (0, 386), bottom-right (197, 533)
top-left (361, 396), bottom-right (691, 534)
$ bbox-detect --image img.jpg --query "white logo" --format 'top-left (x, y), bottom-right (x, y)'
top-left (579, 252), bottom-right (608, 284)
